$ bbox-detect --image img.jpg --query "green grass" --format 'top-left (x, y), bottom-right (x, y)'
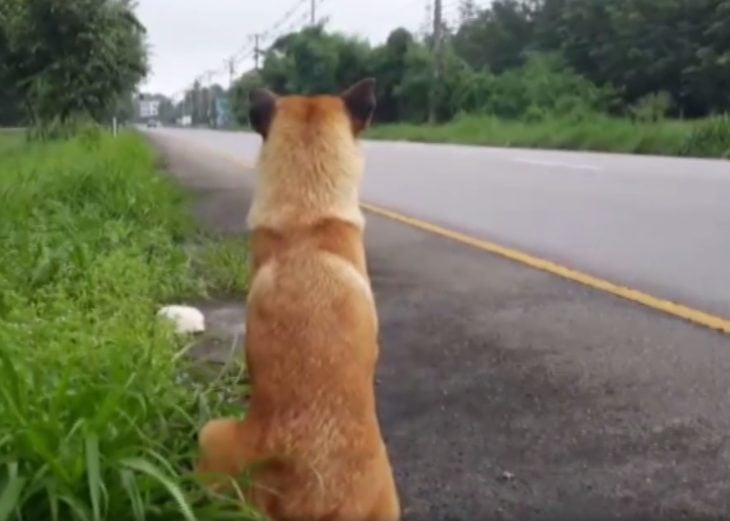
top-left (366, 113), bottom-right (730, 158)
top-left (192, 236), bottom-right (250, 297)
top-left (0, 132), bottom-right (259, 521)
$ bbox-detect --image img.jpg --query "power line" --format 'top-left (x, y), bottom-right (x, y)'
top-left (229, 0), bottom-right (315, 73)
top-left (261, 0), bottom-right (310, 41)
top-left (171, 0), bottom-right (311, 97)
top-left (283, 8), bottom-right (315, 36)
top-left (169, 0), bottom-right (337, 122)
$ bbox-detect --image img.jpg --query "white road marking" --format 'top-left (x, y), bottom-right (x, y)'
top-left (511, 158), bottom-right (602, 171)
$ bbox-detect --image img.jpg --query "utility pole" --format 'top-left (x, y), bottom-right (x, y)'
top-left (205, 71), bottom-right (215, 128)
top-left (254, 34), bottom-right (261, 70)
top-left (428, 0), bottom-right (443, 124)
top-left (310, 0), bottom-right (316, 25)
top-left (228, 58), bottom-right (236, 87)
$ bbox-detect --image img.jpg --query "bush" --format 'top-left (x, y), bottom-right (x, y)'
top-left (452, 53), bottom-right (618, 121)
top-left (630, 91), bottom-right (673, 122)
top-left (25, 116), bottom-right (105, 142)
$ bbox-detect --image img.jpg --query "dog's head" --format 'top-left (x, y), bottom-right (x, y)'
top-left (246, 79), bottom-right (376, 228)
top-left (248, 78), bottom-right (376, 144)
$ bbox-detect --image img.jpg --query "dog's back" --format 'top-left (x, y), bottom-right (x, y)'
top-left (197, 80), bottom-right (400, 521)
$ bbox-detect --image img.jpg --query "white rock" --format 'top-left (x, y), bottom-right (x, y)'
top-left (157, 305), bottom-right (206, 334)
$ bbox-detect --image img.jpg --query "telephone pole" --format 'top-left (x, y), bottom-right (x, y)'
top-left (254, 34), bottom-right (261, 70)
top-left (310, 0), bottom-right (316, 25)
top-left (428, 0), bottom-right (443, 124)
top-left (228, 58), bottom-right (236, 87)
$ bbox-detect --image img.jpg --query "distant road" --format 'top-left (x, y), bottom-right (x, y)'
top-left (148, 127), bottom-right (730, 319)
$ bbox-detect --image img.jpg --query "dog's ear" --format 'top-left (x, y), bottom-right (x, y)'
top-left (341, 78), bottom-right (376, 135)
top-left (249, 87), bottom-right (278, 139)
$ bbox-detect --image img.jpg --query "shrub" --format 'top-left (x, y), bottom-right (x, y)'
top-left (630, 91), bottom-right (673, 122)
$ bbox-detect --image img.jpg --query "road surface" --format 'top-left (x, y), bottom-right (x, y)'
top-left (147, 129), bottom-right (730, 521)
top-left (146, 127), bottom-right (730, 320)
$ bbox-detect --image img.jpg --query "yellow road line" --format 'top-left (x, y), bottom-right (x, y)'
top-left (162, 133), bottom-right (730, 336)
top-left (360, 202), bottom-right (730, 335)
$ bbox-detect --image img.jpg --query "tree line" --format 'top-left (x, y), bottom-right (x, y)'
top-left (228, 0), bottom-right (730, 126)
top-left (0, 0), bottom-right (146, 134)
top-left (2, 0), bottom-right (727, 133)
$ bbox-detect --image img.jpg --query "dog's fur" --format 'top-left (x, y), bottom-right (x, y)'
top-left (196, 78), bottom-right (400, 521)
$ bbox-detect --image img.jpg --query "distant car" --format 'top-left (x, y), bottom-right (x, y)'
top-left (146, 119), bottom-right (161, 128)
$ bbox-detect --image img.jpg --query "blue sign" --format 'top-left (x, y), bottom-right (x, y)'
top-left (214, 96), bottom-right (232, 128)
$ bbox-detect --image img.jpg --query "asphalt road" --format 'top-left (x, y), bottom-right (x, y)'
top-left (147, 130), bottom-right (730, 521)
top-left (146, 126), bottom-right (730, 319)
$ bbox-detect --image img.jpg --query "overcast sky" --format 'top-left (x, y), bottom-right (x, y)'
top-left (134, 0), bottom-right (465, 97)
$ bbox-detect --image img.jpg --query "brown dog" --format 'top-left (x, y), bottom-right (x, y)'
top-left (196, 78), bottom-right (400, 521)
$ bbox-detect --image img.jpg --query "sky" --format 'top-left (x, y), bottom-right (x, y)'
top-left (134, 0), bottom-right (465, 97)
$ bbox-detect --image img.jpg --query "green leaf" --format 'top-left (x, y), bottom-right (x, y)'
top-left (119, 458), bottom-right (197, 521)
top-left (85, 432), bottom-right (105, 521)
top-left (0, 463), bottom-right (25, 521)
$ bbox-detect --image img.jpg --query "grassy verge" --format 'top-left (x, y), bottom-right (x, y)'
top-left (0, 131), bottom-right (257, 520)
top-left (366, 113), bottom-right (730, 158)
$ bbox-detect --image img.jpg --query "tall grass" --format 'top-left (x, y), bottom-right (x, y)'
top-left (367, 113), bottom-right (730, 158)
top-left (0, 132), bottom-right (257, 521)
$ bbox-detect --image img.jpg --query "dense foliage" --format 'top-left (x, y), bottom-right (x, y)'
top-left (224, 0), bottom-right (730, 126)
top-left (0, 0), bottom-right (147, 130)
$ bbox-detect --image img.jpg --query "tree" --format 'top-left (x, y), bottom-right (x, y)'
top-left (370, 28), bottom-right (416, 122)
top-left (233, 3), bottom-right (729, 127)
top-left (0, 0), bottom-right (148, 129)
top-left (539, 0), bottom-right (730, 116)
top-left (458, 0), bottom-right (479, 23)
top-left (229, 71), bottom-right (265, 126)
top-left (452, 0), bottom-right (536, 73)
top-left (260, 25), bottom-right (371, 96)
